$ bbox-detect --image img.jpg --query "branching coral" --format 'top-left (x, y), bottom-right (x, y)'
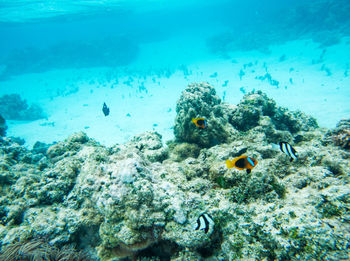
top-left (0, 239), bottom-right (93, 261)
top-left (0, 240), bottom-right (54, 261)
top-left (54, 245), bottom-right (91, 261)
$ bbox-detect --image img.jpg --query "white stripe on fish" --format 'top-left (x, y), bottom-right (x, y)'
top-left (195, 213), bottom-right (214, 234)
top-left (279, 141), bottom-right (298, 162)
top-left (271, 142), bottom-right (298, 162)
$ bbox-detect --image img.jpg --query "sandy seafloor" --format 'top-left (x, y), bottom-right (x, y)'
top-left (1, 34), bottom-right (350, 148)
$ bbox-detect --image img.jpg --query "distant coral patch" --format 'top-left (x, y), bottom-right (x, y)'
top-left (0, 37), bottom-right (139, 80)
top-left (0, 94), bottom-right (46, 121)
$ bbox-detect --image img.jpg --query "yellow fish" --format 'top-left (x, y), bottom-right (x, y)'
top-left (226, 155), bottom-right (258, 174)
top-left (192, 118), bottom-right (207, 129)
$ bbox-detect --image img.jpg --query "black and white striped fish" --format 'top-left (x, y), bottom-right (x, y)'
top-left (274, 141), bottom-right (298, 162)
top-left (195, 213), bottom-right (214, 234)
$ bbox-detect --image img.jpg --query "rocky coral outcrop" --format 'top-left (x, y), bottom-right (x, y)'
top-left (174, 84), bottom-right (317, 149)
top-left (0, 84), bottom-right (349, 261)
top-left (174, 82), bottom-right (237, 147)
top-left (130, 131), bottom-right (168, 162)
top-left (230, 91), bottom-right (318, 135)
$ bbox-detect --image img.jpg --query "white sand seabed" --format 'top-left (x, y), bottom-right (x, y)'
top-left (0, 37), bottom-right (349, 148)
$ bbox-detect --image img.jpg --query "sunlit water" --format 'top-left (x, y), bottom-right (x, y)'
top-left (0, 0), bottom-right (349, 147)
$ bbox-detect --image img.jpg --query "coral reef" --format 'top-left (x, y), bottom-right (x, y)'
top-left (0, 94), bottom-right (46, 121)
top-left (0, 83), bottom-right (349, 260)
top-left (330, 118), bottom-right (350, 150)
top-left (130, 131), bottom-right (168, 163)
top-left (174, 82), bottom-right (237, 147)
top-left (230, 90), bottom-right (318, 136)
top-left (0, 115), bottom-right (7, 137)
top-left (174, 83), bottom-right (317, 148)
top-left (167, 142), bottom-right (201, 162)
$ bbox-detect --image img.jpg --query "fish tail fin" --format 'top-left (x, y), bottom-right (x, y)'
top-left (192, 118), bottom-right (196, 123)
top-left (271, 143), bottom-right (280, 150)
top-left (226, 160), bottom-right (234, 169)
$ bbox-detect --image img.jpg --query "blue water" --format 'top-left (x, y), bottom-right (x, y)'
top-left (0, 2), bottom-right (350, 260)
top-left (1, 0), bottom-right (346, 73)
top-left (0, 0), bottom-right (350, 146)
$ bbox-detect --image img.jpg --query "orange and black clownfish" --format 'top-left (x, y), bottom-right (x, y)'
top-left (226, 155), bottom-right (258, 174)
top-left (192, 118), bottom-right (207, 129)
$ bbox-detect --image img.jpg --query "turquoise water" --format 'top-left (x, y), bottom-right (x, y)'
top-left (0, 1), bottom-right (350, 260)
top-left (0, 0), bottom-right (349, 145)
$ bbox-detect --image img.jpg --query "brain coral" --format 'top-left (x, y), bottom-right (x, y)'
top-left (174, 82), bottom-right (237, 147)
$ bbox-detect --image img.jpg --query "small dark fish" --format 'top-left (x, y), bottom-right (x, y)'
top-left (226, 155), bottom-right (258, 174)
top-left (195, 213), bottom-right (214, 234)
top-left (278, 141), bottom-right (298, 162)
top-left (102, 102), bottom-right (110, 116)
